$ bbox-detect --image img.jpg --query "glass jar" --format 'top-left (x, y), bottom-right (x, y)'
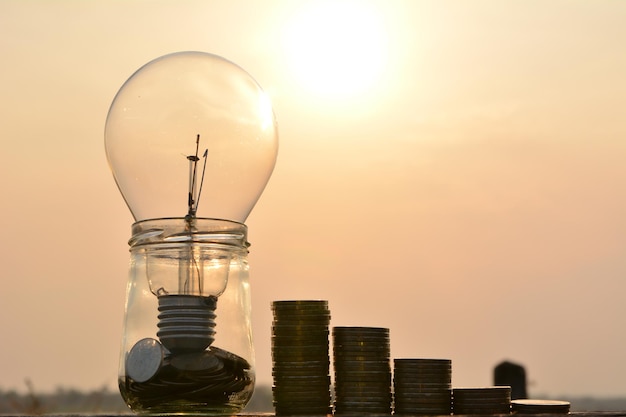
top-left (118, 218), bottom-right (255, 415)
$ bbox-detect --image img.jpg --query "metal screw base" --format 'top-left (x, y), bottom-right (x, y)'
top-left (157, 294), bottom-right (217, 353)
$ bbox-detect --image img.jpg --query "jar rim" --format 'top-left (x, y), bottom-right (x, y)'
top-left (129, 217), bottom-right (249, 249)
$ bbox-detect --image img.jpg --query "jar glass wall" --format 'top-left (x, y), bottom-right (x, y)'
top-left (118, 218), bottom-right (255, 415)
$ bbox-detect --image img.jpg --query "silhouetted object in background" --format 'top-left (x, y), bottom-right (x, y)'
top-left (494, 360), bottom-right (527, 399)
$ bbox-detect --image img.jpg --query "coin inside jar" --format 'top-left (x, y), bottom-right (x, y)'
top-left (126, 338), bottom-right (165, 383)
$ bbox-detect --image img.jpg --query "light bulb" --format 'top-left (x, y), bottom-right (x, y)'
top-left (106, 51), bottom-right (277, 351)
top-left (105, 51), bottom-right (278, 223)
top-left (106, 53), bottom-right (276, 414)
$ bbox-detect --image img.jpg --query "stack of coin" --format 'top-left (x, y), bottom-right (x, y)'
top-left (393, 358), bottom-right (452, 415)
top-left (452, 386), bottom-right (511, 414)
top-left (271, 300), bottom-right (332, 416)
top-left (332, 326), bottom-right (392, 415)
top-left (511, 399), bottom-right (570, 414)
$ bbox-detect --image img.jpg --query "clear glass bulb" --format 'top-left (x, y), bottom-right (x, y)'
top-left (104, 51), bottom-right (278, 223)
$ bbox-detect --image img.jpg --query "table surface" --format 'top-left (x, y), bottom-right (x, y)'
top-left (2, 413), bottom-right (626, 417)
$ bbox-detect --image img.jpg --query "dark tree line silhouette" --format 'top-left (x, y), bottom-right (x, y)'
top-left (2, 379), bottom-right (625, 413)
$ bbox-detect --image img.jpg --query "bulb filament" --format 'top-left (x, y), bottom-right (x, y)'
top-left (182, 135), bottom-right (209, 295)
top-left (186, 134), bottom-right (209, 221)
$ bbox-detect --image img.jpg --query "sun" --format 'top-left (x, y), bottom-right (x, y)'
top-left (282, 1), bottom-right (388, 101)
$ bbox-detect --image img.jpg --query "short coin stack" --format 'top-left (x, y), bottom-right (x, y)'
top-left (332, 326), bottom-right (392, 415)
top-left (271, 300), bottom-right (332, 416)
top-left (452, 386), bottom-right (511, 414)
top-left (393, 358), bottom-right (452, 415)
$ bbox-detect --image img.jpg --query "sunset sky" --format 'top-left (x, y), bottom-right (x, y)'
top-left (2, 0), bottom-right (626, 399)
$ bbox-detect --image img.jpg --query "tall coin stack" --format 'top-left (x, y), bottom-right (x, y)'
top-left (452, 386), bottom-right (511, 415)
top-left (271, 300), bottom-right (332, 416)
top-left (393, 358), bottom-right (452, 415)
top-left (332, 326), bottom-right (392, 415)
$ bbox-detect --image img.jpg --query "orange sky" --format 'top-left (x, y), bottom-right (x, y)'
top-left (1, 0), bottom-right (626, 398)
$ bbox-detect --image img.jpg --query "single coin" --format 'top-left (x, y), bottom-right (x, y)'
top-left (126, 338), bottom-right (165, 383)
top-left (169, 350), bottom-right (223, 373)
top-left (453, 386), bottom-right (511, 394)
top-left (272, 299), bottom-right (328, 306)
top-left (335, 358), bottom-right (391, 365)
top-left (453, 406), bottom-right (511, 414)
top-left (394, 358), bottom-right (451, 365)
top-left (511, 399), bottom-right (570, 414)
top-left (333, 326), bottom-right (389, 334)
